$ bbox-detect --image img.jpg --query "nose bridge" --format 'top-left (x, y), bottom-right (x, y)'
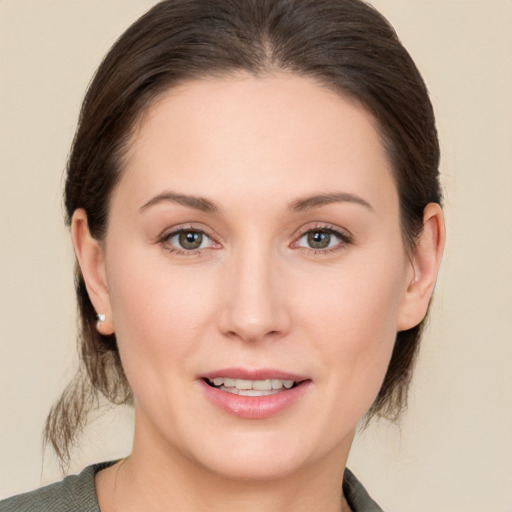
top-left (218, 236), bottom-right (290, 342)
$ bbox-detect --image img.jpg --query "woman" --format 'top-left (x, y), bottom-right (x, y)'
top-left (0, 0), bottom-right (444, 511)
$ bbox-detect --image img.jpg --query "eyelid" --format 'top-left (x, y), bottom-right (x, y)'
top-left (293, 222), bottom-right (352, 240)
top-left (290, 223), bottom-right (353, 252)
top-left (156, 222), bottom-right (352, 256)
top-left (158, 223), bottom-right (221, 255)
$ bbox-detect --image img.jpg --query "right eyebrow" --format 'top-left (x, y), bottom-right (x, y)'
top-left (139, 191), bottom-right (222, 214)
top-left (288, 191), bottom-right (374, 213)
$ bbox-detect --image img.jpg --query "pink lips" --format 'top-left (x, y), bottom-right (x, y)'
top-left (199, 368), bottom-right (311, 419)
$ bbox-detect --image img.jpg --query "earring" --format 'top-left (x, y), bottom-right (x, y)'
top-left (97, 313), bottom-right (106, 323)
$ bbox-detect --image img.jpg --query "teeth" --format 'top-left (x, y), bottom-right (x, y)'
top-left (239, 388), bottom-right (276, 396)
top-left (219, 386), bottom-right (280, 396)
top-left (271, 379), bottom-right (283, 389)
top-left (208, 377), bottom-right (297, 391)
top-left (235, 379), bottom-right (253, 390)
top-left (252, 380), bottom-right (272, 391)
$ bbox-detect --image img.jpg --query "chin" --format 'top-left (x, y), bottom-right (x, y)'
top-left (198, 451), bottom-right (309, 482)
top-left (181, 427), bottom-right (345, 483)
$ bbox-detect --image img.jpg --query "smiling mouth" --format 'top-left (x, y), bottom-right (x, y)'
top-left (204, 377), bottom-right (299, 396)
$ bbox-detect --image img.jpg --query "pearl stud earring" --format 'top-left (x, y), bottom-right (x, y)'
top-left (97, 313), bottom-right (106, 323)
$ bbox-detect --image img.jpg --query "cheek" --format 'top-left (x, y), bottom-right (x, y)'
top-left (300, 252), bottom-right (405, 345)
top-left (104, 247), bottom-right (219, 391)
top-left (298, 250), bottom-right (407, 412)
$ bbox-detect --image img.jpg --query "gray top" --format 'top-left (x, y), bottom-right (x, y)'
top-left (0, 462), bottom-right (384, 512)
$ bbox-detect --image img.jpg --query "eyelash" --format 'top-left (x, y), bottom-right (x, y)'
top-left (158, 223), bottom-right (352, 257)
top-left (159, 224), bottom-right (219, 257)
top-left (292, 223), bottom-right (352, 255)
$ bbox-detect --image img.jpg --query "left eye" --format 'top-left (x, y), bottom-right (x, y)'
top-left (165, 229), bottom-right (214, 251)
top-left (296, 229), bottom-right (345, 250)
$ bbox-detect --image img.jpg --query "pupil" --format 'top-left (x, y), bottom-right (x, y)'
top-left (308, 230), bottom-right (330, 249)
top-left (179, 231), bottom-right (202, 249)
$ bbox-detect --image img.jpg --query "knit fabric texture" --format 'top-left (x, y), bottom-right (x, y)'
top-left (0, 463), bottom-right (384, 512)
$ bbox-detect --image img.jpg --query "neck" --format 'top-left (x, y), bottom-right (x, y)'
top-left (96, 410), bottom-right (353, 512)
top-left (106, 421), bottom-right (353, 512)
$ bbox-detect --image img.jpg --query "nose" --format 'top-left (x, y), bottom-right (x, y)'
top-left (217, 242), bottom-right (292, 343)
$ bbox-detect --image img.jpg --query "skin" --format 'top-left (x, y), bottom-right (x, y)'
top-left (72, 73), bottom-right (444, 512)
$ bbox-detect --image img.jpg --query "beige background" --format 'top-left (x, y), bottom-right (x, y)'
top-left (1, 0), bottom-right (511, 510)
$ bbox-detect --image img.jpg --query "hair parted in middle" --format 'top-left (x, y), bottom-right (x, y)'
top-left (45, 0), bottom-right (441, 465)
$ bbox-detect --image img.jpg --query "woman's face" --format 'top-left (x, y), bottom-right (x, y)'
top-left (98, 74), bottom-right (416, 480)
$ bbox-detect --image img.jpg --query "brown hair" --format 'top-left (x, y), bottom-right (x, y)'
top-left (46, 0), bottom-right (441, 464)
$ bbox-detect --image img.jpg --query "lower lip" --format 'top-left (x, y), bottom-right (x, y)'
top-left (199, 380), bottom-right (311, 419)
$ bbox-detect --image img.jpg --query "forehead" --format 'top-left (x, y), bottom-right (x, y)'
top-left (117, 73), bottom-right (397, 214)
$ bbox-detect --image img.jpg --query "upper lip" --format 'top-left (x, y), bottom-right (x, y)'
top-left (200, 368), bottom-right (309, 382)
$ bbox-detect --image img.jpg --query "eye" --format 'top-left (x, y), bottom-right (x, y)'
top-left (161, 228), bottom-right (217, 253)
top-left (302, 230), bottom-right (336, 249)
top-left (293, 225), bottom-right (351, 252)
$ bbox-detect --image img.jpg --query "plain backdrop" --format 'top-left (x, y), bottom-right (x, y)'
top-left (0, 1), bottom-right (511, 510)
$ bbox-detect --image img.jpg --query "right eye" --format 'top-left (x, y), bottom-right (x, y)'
top-left (296, 229), bottom-right (342, 250)
top-left (161, 228), bottom-right (218, 255)
top-left (290, 223), bottom-right (352, 255)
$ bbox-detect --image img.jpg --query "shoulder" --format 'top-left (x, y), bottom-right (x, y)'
top-left (0, 462), bottom-right (115, 512)
top-left (2, 463), bottom-right (383, 512)
top-left (343, 468), bottom-right (386, 512)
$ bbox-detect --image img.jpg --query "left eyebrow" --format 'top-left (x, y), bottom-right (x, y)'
top-left (288, 192), bottom-right (374, 212)
top-left (139, 191), bottom-right (222, 214)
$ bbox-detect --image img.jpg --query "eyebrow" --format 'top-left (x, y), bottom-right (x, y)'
top-left (289, 192), bottom-right (374, 212)
top-left (139, 190), bottom-right (373, 215)
top-left (139, 191), bottom-right (222, 214)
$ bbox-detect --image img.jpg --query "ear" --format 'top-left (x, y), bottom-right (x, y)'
top-left (397, 203), bottom-right (445, 331)
top-left (71, 209), bottom-right (115, 335)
